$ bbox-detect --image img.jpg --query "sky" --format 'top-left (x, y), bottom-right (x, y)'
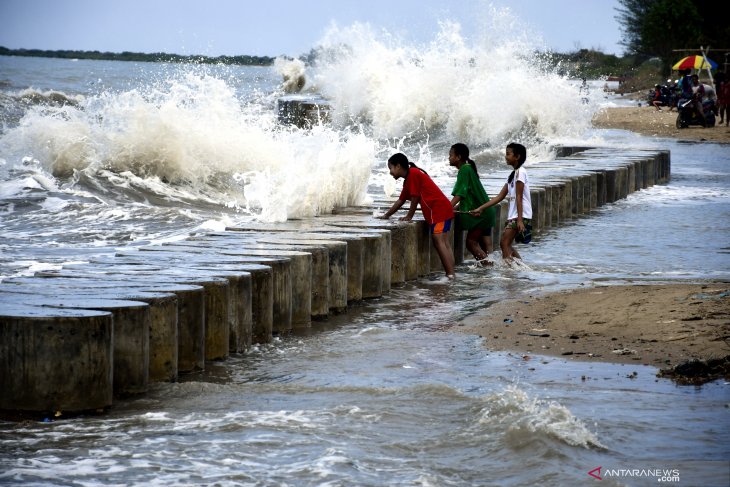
top-left (0, 0), bottom-right (624, 57)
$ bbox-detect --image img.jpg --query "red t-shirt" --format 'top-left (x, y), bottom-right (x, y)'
top-left (399, 167), bottom-right (455, 224)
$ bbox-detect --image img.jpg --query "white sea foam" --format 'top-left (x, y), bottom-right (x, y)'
top-left (0, 70), bottom-right (374, 222)
top-left (0, 5), bottom-right (611, 227)
top-left (38, 196), bottom-right (69, 212)
top-left (479, 385), bottom-right (604, 449)
top-left (194, 217), bottom-right (232, 233)
top-left (0, 176), bottom-right (36, 198)
top-left (274, 57), bottom-right (308, 93)
top-left (310, 6), bottom-right (598, 146)
top-left (626, 182), bottom-right (730, 204)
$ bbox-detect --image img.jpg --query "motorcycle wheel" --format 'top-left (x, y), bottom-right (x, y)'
top-left (676, 115), bottom-right (687, 129)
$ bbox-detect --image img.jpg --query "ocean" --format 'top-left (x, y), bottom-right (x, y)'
top-left (1, 17), bottom-right (729, 487)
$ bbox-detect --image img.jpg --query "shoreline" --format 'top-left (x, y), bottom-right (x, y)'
top-left (458, 111), bottom-right (729, 383)
top-left (592, 105), bottom-right (730, 143)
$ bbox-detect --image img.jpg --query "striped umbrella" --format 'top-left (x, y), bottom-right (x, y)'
top-left (672, 55), bottom-right (718, 70)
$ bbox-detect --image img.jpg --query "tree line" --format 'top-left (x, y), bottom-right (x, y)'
top-left (0, 43), bottom-right (635, 81)
top-left (0, 46), bottom-right (274, 66)
top-left (616, 0), bottom-right (730, 76)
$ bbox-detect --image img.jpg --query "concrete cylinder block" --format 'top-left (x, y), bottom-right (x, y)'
top-left (414, 220), bottom-right (431, 276)
top-left (219, 250), bottom-right (305, 330)
top-left (39, 297), bottom-right (150, 396)
top-left (0, 305), bottom-right (113, 414)
top-left (265, 243), bottom-right (332, 316)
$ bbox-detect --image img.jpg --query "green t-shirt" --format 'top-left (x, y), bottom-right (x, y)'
top-left (451, 163), bottom-right (496, 230)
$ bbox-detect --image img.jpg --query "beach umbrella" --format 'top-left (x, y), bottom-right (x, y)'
top-left (672, 55), bottom-right (718, 70)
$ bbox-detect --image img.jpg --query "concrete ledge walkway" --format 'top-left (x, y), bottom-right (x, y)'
top-left (0, 146), bottom-right (670, 415)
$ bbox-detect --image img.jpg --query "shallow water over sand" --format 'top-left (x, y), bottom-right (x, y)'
top-left (1, 285), bottom-right (728, 486)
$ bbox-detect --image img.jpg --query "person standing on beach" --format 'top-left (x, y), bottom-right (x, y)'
top-left (448, 143), bottom-right (495, 264)
top-left (378, 153), bottom-right (456, 280)
top-left (469, 143), bottom-right (532, 263)
top-left (717, 77), bottom-right (730, 127)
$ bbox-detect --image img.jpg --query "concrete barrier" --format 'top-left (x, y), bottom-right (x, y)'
top-left (295, 231), bottom-right (380, 301)
top-left (306, 229), bottom-right (389, 299)
top-left (36, 263), bottom-right (221, 373)
top-left (222, 227), bottom-right (352, 311)
top-left (190, 232), bottom-right (334, 325)
top-left (277, 95), bottom-right (331, 128)
top-left (1, 279), bottom-right (180, 383)
top-left (120, 249), bottom-right (283, 342)
top-left (0, 294), bottom-right (150, 396)
top-left (0, 146), bottom-right (672, 414)
top-left (0, 305), bottom-right (114, 414)
top-left (325, 220), bottom-right (413, 285)
top-left (216, 249), bottom-right (309, 330)
top-left (152, 242), bottom-right (309, 331)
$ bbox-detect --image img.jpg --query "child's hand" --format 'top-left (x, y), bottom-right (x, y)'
top-left (469, 209), bottom-right (481, 216)
top-left (399, 216), bottom-right (412, 221)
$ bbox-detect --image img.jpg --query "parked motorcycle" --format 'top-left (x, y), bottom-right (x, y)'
top-left (675, 98), bottom-right (716, 128)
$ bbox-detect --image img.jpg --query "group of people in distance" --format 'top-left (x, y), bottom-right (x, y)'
top-left (679, 70), bottom-right (707, 121)
top-left (651, 69), bottom-right (730, 128)
top-left (651, 70), bottom-right (706, 113)
top-left (378, 143), bottom-right (532, 281)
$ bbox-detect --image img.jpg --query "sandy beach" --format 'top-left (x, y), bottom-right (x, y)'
top-left (459, 283), bottom-right (729, 383)
top-left (593, 105), bottom-right (730, 143)
top-left (459, 106), bottom-right (730, 383)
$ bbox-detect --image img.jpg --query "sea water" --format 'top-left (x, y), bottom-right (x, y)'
top-left (1, 8), bottom-right (729, 486)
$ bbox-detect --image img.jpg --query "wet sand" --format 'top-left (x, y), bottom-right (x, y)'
top-left (593, 106), bottom-right (730, 143)
top-left (459, 283), bottom-right (729, 382)
top-left (459, 111), bottom-right (730, 382)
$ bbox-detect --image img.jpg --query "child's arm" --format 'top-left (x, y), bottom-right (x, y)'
top-left (469, 184), bottom-right (507, 216)
top-left (400, 196), bottom-right (420, 221)
top-left (515, 180), bottom-right (526, 231)
top-left (378, 198), bottom-right (406, 219)
top-left (450, 195), bottom-right (461, 209)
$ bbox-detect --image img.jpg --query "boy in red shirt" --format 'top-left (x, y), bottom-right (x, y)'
top-left (378, 153), bottom-right (456, 280)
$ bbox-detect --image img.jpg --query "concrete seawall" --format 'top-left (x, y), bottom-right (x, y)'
top-left (0, 146), bottom-right (670, 415)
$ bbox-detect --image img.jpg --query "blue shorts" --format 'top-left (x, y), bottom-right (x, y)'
top-left (430, 218), bottom-right (452, 235)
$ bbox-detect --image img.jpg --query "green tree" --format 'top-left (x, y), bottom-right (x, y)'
top-left (0, 46), bottom-right (274, 66)
top-left (617, 0), bottom-right (730, 76)
top-left (693, 1), bottom-right (730, 66)
top-left (641, 0), bottom-right (701, 75)
top-left (616, 0), bottom-right (654, 56)
top-left (617, 0), bottom-right (701, 74)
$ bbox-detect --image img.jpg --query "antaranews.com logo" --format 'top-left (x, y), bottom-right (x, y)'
top-left (588, 466), bottom-right (681, 482)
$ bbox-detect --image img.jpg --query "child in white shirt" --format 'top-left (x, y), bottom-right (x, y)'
top-left (470, 143), bottom-right (532, 263)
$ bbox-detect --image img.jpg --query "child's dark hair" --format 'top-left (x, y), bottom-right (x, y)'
top-left (506, 143), bottom-right (527, 184)
top-left (388, 152), bottom-right (428, 176)
top-left (451, 143), bottom-right (479, 176)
